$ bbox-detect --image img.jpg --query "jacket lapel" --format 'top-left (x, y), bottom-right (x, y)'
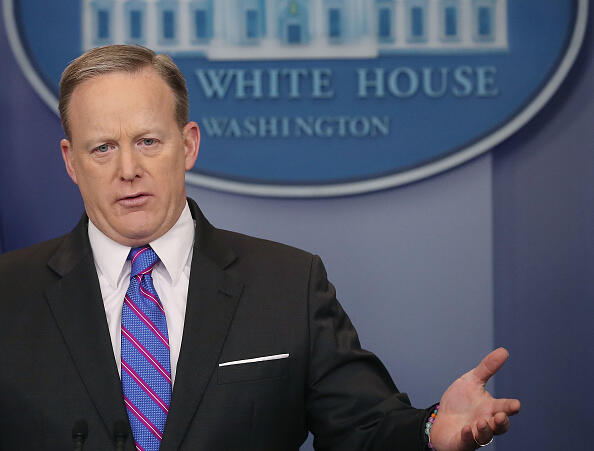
top-left (44, 201), bottom-right (242, 450)
top-left (44, 216), bottom-right (134, 448)
top-left (160, 199), bottom-right (244, 450)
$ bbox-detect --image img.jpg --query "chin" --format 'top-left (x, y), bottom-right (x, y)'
top-left (117, 222), bottom-right (159, 244)
top-left (128, 227), bottom-right (158, 242)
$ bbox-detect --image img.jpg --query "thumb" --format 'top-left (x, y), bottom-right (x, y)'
top-left (472, 347), bottom-right (509, 384)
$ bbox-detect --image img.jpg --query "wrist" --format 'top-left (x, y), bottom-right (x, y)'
top-left (424, 403), bottom-right (440, 450)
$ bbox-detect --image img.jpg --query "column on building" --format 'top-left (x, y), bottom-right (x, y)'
top-left (143, 0), bottom-right (156, 50)
top-left (82, 0), bottom-right (92, 49)
top-left (176, 0), bottom-right (190, 49)
top-left (394, 0), bottom-right (406, 45)
top-left (458, 0), bottom-right (471, 46)
top-left (495, 0), bottom-right (505, 46)
top-left (110, 0), bottom-right (122, 45)
top-left (348, 0), bottom-right (367, 43)
top-left (426, 0), bottom-right (439, 45)
top-left (212, 0), bottom-right (227, 45)
top-left (312, 0), bottom-right (325, 45)
top-left (496, 0), bottom-right (508, 48)
top-left (222, 0), bottom-right (239, 45)
top-left (264, 0), bottom-right (276, 44)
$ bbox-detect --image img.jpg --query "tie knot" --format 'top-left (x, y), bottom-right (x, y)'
top-left (128, 246), bottom-right (159, 277)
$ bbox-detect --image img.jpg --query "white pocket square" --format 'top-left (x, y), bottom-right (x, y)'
top-left (219, 353), bottom-right (290, 367)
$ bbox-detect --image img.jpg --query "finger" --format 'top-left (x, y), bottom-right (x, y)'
top-left (473, 347), bottom-right (509, 384)
top-left (491, 412), bottom-right (510, 435)
top-left (460, 425), bottom-right (476, 451)
top-left (473, 419), bottom-right (494, 447)
top-left (491, 398), bottom-right (521, 415)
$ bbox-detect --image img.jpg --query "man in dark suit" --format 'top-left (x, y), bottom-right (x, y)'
top-left (0, 45), bottom-right (519, 450)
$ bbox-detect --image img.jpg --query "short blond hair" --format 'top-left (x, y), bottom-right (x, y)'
top-left (59, 44), bottom-right (188, 138)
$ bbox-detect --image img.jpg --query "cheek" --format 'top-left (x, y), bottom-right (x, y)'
top-left (158, 154), bottom-right (187, 178)
top-left (75, 165), bottom-right (113, 201)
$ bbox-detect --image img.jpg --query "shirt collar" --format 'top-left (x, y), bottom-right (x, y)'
top-left (150, 203), bottom-right (194, 284)
top-left (88, 202), bottom-right (195, 288)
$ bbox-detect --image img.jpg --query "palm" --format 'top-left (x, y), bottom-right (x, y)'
top-left (428, 348), bottom-right (521, 451)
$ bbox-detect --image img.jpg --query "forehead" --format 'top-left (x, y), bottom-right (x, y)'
top-left (68, 68), bottom-right (177, 138)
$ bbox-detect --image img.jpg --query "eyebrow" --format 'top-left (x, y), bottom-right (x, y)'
top-left (79, 128), bottom-right (167, 148)
top-left (131, 129), bottom-right (163, 140)
top-left (78, 137), bottom-right (114, 150)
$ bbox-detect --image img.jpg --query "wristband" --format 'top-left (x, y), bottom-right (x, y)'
top-left (424, 404), bottom-right (439, 449)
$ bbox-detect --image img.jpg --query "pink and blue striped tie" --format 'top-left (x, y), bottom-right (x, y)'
top-left (121, 246), bottom-right (171, 451)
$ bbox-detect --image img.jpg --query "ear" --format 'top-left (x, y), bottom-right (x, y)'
top-left (182, 121), bottom-right (200, 171)
top-left (60, 138), bottom-right (78, 185)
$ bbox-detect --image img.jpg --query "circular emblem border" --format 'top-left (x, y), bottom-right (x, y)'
top-left (3, 0), bottom-right (589, 197)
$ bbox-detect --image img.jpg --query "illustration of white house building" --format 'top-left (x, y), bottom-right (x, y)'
top-left (82, 0), bottom-right (508, 60)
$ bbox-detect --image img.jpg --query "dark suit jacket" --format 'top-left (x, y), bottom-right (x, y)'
top-left (0, 199), bottom-right (429, 450)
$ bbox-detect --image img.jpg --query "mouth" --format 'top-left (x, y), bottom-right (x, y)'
top-left (117, 193), bottom-right (151, 208)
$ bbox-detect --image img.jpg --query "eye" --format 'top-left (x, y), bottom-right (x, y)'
top-left (142, 138), bottom-right (156, 146)
top-left (95, 143), bottom-right (111, 153)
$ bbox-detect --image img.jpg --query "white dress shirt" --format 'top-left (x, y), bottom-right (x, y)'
top-left (88, 203), bottom-right (195, 385)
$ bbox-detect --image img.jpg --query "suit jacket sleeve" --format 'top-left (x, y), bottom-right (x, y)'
top-left (306, 255), bottom-right (429, 451)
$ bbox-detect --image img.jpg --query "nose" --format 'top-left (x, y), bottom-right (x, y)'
top-left (118, 144), bottom-right (143, 182)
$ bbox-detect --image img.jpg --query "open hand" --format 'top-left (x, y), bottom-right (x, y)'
top-left (428, 348), bottom-right (521, 451)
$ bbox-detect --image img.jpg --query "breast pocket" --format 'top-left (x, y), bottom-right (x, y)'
top-left (217, 354), bottom-right (289, 384)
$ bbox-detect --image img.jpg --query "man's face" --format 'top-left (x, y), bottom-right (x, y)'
top-left (61, 68), bottom-right (199, 247)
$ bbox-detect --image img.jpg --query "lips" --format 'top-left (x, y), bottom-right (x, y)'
top-left (117, 193), bottom-right (151, 208)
